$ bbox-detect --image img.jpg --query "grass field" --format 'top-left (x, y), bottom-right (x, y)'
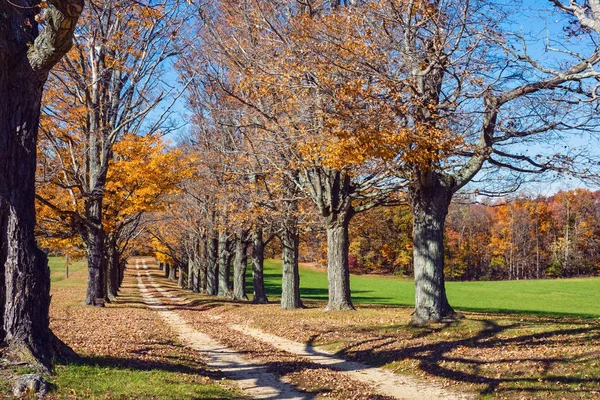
top-left (259, 260), bottom-right (600, 318)
top-left (49, 256), bottom-right (87, 285)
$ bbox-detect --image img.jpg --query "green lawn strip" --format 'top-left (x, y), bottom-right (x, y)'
top-left (259, 259), bottom-right (600, 318)
top-left (48, 256), bottom-right (87, 285)
top-left (49, 363), bottom-right (239, 399)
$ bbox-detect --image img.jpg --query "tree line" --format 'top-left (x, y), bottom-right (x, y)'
top-left (326, 189), bottom-right (600, 280)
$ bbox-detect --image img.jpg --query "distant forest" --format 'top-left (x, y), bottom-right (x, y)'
top-left (274, 189), bottom-right (600, 281)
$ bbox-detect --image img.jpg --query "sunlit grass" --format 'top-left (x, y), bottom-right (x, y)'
top-left (260, 259), bottom-right (600, 318)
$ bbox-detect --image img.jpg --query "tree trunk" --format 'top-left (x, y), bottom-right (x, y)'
top-left (217, 230), bottom-right (231, 297)
top-left (251, 227), bottom-right (268, 304)
top-left (302, 168), bottom-right (355, 311)
top-left (1, 32), bottom-right (51, 359)
top-left (168, 263), bottom-right (176, 282)
top-left (198, 235), bottom-right (207, 293)
top-left (0, 0), bottom-right (82, 369)
top-left (84, 210), bottom-right (105, 306)
top-left (105, 241), bottom-right (119, 301)
top-left (206, 231), bottom-right (219, 295)
top-left (178, 264), bottom-right (185, 288)
top-left (232, 232), bottom-right (248, 301)
top-left (163, 262), bottom-right (170, 278)
top-left (280, 218), bottom-right (303, 309)
top-left (324, 214), bottom-right (354, 311)
top-left (409, 176), bottom-right (459, 324)
top-left (118, 259), bottom-right (125, 286)
top-left (187, 254), bottom-right (194, 291)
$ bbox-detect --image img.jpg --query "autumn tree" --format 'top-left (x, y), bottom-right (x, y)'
top-left (287, 0), bottom-right (600, 323)
top-left (0, 0), bottom-right (83, 368)
top-left (191, 0), bottom-right (404, 311)
top-left (38, 0), bottom-right (186, 305)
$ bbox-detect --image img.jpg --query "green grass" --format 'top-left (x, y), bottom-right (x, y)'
top-left (50, 363), bottom-right (239, 399)
top-left (260, 259), bottom-right (600, 318)
top-left (48, 256), bottom-right (87, 285)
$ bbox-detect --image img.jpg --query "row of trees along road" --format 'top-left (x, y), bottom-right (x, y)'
top-left (163, 0), bottom-right (600, 324)
top-left (4, 0), bottom-right (600, 371)
top-left (35, 0), bottom-right (188, 307)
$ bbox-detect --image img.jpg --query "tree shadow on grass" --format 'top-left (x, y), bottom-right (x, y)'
top-left (319, 318), bottom-right (600, 396)
top-left (57, 355), bottom-right (320, 399)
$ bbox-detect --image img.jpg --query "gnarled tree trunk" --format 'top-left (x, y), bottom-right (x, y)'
top-left (178, 263), bottom-right (185, 288)
top-left (409, 174), bottom-right (459, 324)
top-left (105, 238), bottom-right (119, 302)
top-left (251, 227), bottom-right (268, 304)
top-left (198, 234), bottom-right (208, 293)
top-left (187, 254), bottom-right (195, 291)
top-left (0, 0), bottom-right (83, 368)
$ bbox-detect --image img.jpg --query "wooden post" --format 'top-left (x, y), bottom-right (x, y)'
top-left (65, 253), bottom-right (70, 279)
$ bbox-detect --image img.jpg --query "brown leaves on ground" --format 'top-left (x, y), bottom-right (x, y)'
top-left (142, 264), bottom-right (395, 400)
top-left (143, 260), bottom-right (600, 399)
top-left (48, 262), bottom-right (227, 387)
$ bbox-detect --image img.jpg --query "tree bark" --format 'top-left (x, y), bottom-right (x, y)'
top-left (84, 208), bottom-right (105, 306)
top-left (105, 240), bottom-right (119, 302)
top-left (163, 262), bottom-right (170, 278)
top-left (409, 174), bottom-right (459, 324)
top-left (217, 230), bottom-right (231, 297)
top-left (206, 231), bottom-right (219, 295)
top-left (118, 259), bottom-right (125, 287)
top-left (198, 234), bottom-right (207, 293)
top-left (280, 217), bottom-right (303, 309)
top-left (324, 214), bottom-right (354, 311)
top-left (187, 254), bottom-right (195, 291)
top-left (251, 227), bottom-right (268, 304)
top-left (168, 263), bottom-right (176, 282)
top-left (178, 263), bottom-right (185, 288)
top-left (232, 232), bottom-right (248, 301)
top-left (0, 0), bottom-right (83, 368)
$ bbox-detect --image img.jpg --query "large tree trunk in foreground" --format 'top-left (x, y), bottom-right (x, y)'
top-left (251, 227), bottom-right (268, 304)
top-left (324, 213), bottom-right (354, 311)
top-left (217, 230), bottom-right (231, 297)
top-left (232, 232), bottom-right (248, 301)
top-left (206, 231), bottom-right (219, 295)
top-left (0, 0), bottom-right (83, 368)
top-left (280, 218), bottom-right (303, 310)
top-left (409, 175), bottom-right (459, 324)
